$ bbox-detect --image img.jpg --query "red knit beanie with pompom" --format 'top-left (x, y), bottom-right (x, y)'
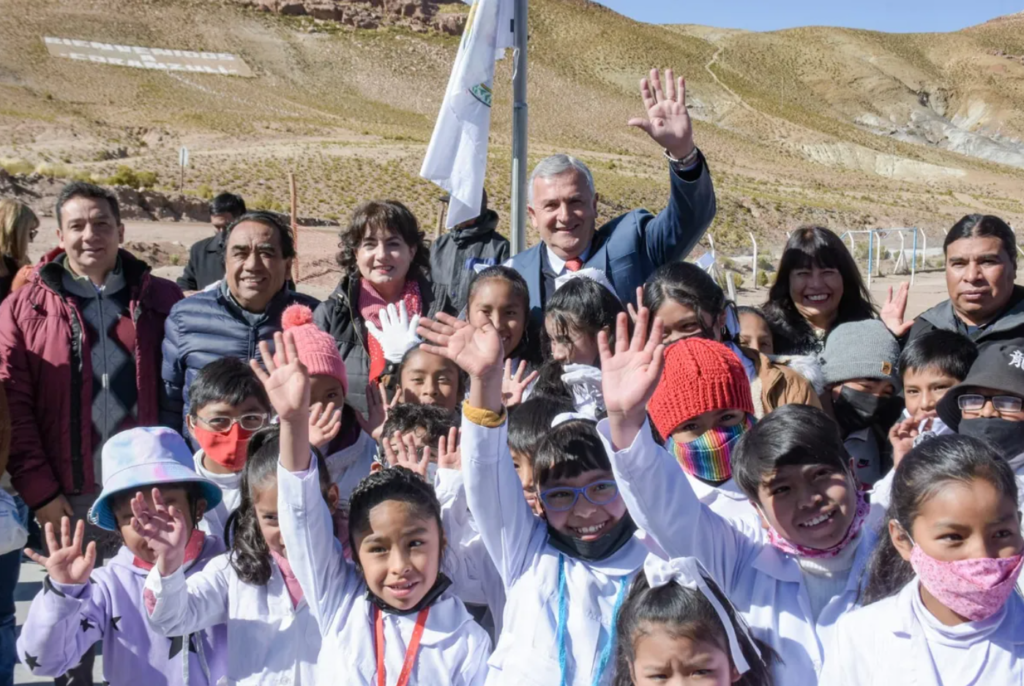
top-left (647, 338), bottom-right (754, 441)
top-left (281, 304), bottom-right (348, 396)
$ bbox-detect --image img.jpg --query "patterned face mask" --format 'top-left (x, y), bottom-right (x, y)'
top-left (665, 415), bottom-right (755, 484)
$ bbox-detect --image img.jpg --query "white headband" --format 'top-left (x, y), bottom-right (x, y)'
top-left (553, 267), bottom-right (617, 297)
top-left (643, 556), bottom-right (760, 675)
top-left (551, 412), bottom-right (593, 428)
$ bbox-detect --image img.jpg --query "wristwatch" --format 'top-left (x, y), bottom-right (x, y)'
top-left (664, 146), bottom-right (701, 171)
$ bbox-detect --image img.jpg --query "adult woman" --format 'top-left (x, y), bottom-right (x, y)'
top-left (761, 227), bottom-right (877, 355)
top-left (315, 200), bottom-right (452, 417)
top-left (0, 199), bottom-right (38, 302)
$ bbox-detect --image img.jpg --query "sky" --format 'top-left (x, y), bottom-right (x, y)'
top-left (593, 0), bottom-right (1024, 33)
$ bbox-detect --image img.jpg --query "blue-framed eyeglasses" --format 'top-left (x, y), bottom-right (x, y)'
top-left (539, 480), bottom-right (620, 513)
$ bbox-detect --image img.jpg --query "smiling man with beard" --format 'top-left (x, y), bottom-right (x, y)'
top-left (507, 68), bottom-right (716, 329)
top-left (160, 211), bottom-right (319, 443)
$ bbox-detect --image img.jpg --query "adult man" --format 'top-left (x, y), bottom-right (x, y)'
top-left (161, 210), bottom-right (319, 434)
top-left (509, 68), bottom-right (716, 327)
top-left (430, 190), bottom-right (509, 314)
top-left (177, 192), bottom-right (246, 293)
top-left (907, 214), bottom-right (1024, 345)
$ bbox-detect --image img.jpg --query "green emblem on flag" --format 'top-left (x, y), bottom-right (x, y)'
top-left (469, 83), bottom-right (492, 107)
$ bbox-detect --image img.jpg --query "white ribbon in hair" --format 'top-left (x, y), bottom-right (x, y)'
top-left (551, 412), bottom-right (593, 428)
top-left (643, 556), bottom-right (760, 675)
top-left (553, 267), bottom-right (617, 296)
top-left (560, 364), bottom-right (605, 419)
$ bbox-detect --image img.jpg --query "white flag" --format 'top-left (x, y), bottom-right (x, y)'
top-left (420, 0), bottom-right (514, 229)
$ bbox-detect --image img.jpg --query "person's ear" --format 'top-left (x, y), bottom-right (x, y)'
top-left (194, 498), bottom-right (207, 525)
top-left (527, 203), bottom-right (538, 229)
top-left (730, 663), bottom-right (742, 683)
top-left (117, 223), bottom-right (125, 244)
top-left (754, 502), bottom-right (771, 531)
top-left (57, 228), bottom-right (65, 250)
top-left (591, 193), bottom-right (599, 215)
top-left (326, 484), bottom-right (341, 515)
top-left (889, 518), bottom-right (914, 562)
top-left (186, 415), bottom-right (197, 439)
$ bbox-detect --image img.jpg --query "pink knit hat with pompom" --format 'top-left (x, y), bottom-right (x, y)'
top-left (281, 304), bottom-right (348, 395)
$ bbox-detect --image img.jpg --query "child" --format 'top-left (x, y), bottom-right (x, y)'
top-left (819, 319), bottom-right (904, 487)
top-left (646, 338), bottom-right (762, 528)
top-left (545, 270), bottom-right (625, 366)
top-left (139, 427), bottom-right (339, 685)
top-left (187, 357), bottom-right (272, 539)
top-left (508, 396), bottom-right (575, 515)
top-left (736, 306), bottom-right (773, 355)
top-left (17, 427), bottom-right (227, 685)
top-left (821, 435), bottom-right (1024, 683)
top-left (613, 555), bottom-right (775, 686)
top-left (379, 402), bottom-right (458, 484)
top-left (601, 309), bottom-right (874, 685)
top-left (466, 266), bottom-right (533, 367)
top-left (394, 344), bottom-right (465, 411)
top-left (282, 304), bottom-right (377, 503)
top-left (417, 311), bottom-right (649, 685)
top-left (255, 332), bottom-right (492, 683)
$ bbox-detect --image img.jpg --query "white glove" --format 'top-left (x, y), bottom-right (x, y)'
top-left (560, 364), bottom-right (606, 419)
top-left (365, 302), bottom-right (422, 363)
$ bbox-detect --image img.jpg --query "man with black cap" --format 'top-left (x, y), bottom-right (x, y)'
top-left (938, 340), bottom-right (1024, 473)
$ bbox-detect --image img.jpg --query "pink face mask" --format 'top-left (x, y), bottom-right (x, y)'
top-left (910, 544), bottom-right (1024, 621)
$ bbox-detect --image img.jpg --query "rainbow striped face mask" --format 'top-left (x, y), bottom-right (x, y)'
top-left (666, 415), bottom-right (755, 485)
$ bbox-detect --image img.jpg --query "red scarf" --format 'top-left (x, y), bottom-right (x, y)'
top-left (358, 278), bottom-right (422, 382)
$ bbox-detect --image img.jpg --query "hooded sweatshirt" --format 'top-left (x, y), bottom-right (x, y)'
top-left (17, 536), bottom-right (227, 686)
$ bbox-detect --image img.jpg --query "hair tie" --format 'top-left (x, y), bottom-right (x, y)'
top-left (551, 412), bottom-right (593, 428)
top-left (553, 268), bottom-right (617, 297)
top-left (643, 556), bottom-right (761, 675)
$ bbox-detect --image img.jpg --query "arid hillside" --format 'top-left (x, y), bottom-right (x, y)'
top-left (1, 0), bottom-right (1022, 255)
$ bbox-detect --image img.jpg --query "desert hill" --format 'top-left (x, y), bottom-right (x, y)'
top-left (1, 0), bottom-right (1022, 255)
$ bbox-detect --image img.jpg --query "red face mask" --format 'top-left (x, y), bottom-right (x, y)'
top-left (192, 422), bottom-right (253, 471)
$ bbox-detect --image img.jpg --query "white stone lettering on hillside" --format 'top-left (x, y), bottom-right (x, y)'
top-left (42, 37), bottom-right (254, 77)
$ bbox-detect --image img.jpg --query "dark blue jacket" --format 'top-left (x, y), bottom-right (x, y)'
top-left (510, 158), bottom-right (716, 327)
top-left (160, 286), bottom-right (321, 435)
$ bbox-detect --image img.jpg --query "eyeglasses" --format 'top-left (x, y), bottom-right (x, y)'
top-left (539, 480), bottom-right (619, 513)
top-left (958, 394), bottom-right (1024, 414)
top-left (195, 413), bottom-right (268, 433)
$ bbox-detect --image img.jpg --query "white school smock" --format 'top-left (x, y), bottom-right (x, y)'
top-left (325, 429), bottom-right (377, 500)
top-left (819, 579), bottom-right (1024, 685)
top-left (685, 472), bottom-right (763, 531)
top-left (601, 418), bottom-right (874, 686)
top-left (461, 416), bottom-right (648, 686)
top-left (145, 553), bottom-right (320, 686)
top-left (276, 459), bottom-right (492, 685)
top-left (435, 467), bottom-right (507, 635)
top-left (194, 450), bottom-right (242, 540)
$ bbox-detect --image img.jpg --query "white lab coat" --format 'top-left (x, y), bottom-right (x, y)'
top-left (602, 418), bottom-right (874, 686)
top-left (277, 460), bottom-right (492, 685)
top-left (685, 472), bottom-right (763, 531)
top-left (820, 579), bottom-right (1024, 685)
top-left (461, 417), bottom-right (648, 686)
top-left (324, 430), bottom-right (377, 500)
top-left (145, 554), bottom-right (320, 686)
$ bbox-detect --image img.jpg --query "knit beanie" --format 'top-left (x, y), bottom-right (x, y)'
top-left (281, 304), bottom-right (348, 396)
top-left (820, 319), bottom-right (901, 390)
top-left (648, 338), bottom-right (755, 441)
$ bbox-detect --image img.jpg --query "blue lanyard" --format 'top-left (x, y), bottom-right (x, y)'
top-left (556, 555), bottom-right (629, 686)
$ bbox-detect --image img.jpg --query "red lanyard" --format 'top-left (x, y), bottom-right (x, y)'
top-left (374, 606), bottom-right (430, 686)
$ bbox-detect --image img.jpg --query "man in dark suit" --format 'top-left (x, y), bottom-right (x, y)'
top-left (177, 192), bottom-right (246, 294)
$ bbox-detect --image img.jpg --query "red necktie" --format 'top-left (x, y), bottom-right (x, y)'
top-left (565, 257), bottom-right (584, 272)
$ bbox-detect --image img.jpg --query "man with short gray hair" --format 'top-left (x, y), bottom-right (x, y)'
top-left (509, 68), bottom-right (716, 328)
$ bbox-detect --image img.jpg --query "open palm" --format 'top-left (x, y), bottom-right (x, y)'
top-left (600, 309), bottom-right (666, 419)
top-left (24, 518), bottom-right (96, 586)
top-left (417, 313), bottom-right (504, 380)
top-left (628, 68), bottom-right (695, 160)
top-left (131, 489), bottom-right (188, 575)
top-left (251, 331), bottom-right (310, 423)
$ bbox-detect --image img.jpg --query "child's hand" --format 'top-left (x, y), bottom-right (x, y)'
top-left (418, 313), bottom-right (503, 381)
top-left (309, 402), bottom-right (342, 451)
top-left (880, 282), bottom-right (915, 338)
top-left (130, 489), bottom-right (189, 577)
top-left (24, 518), bottom-right (96, 586)
top-left (383, 431), bottom-right (432, 481)
top-left (600, 309), bottom-right (666, 449)
top-left (502, 359), bottom-right (538, 407)
top-left (251, 331), bottom-right (310, 423)
top-left (889, 415), bottom-right (923, 468)
top-left (626, 285), bottom-right (645, 323)
top-left (437, 427), bottom-right (461, 471)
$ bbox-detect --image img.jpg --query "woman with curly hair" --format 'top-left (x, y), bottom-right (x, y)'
top-left (314, 201), bottom-right (454, 416)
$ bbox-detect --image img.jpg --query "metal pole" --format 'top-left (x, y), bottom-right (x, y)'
top-left (509, 0), bottom-right (528, 256)
top-left (748, 232), bottom-right (758, 290)
top-left (911, 228), bottom-right (917, 287)
top-left (876, 229), bottom-right (883, 279)
top-left (867, 230), bottom-right (874, 290)
top-left (289, 172), bottom-right (300, 284)
top-left (920, 228), bottom-right (927, 271)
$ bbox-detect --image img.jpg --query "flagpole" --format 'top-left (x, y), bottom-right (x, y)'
top-left (510, 0), bottom-right (528, 255)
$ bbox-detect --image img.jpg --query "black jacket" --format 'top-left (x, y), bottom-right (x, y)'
top-left (177, 232), bottom-right (226, 291)
top-left (907, 285), bottom-right (1024, 347)
top-left (314, 273), bottom-right (454, 417)
top-left (429, 210), bottom-right (509, 314)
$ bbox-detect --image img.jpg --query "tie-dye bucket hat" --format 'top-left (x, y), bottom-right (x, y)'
top-left (88, 427), bottom-right (223, 531)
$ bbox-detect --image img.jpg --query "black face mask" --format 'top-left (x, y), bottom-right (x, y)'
top-left (546, 512), bottom-right (638, 562)
top-left (832, 386), bottom-right (904, 436)
top-left (959, 418), bottom-right (1024, 463)
top-left (366, 572), bottom-right (452, 616)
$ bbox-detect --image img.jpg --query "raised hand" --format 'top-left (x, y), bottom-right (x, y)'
top-left (417, 313), bottom-right (503, 380)
top-left (130, 489), bottom-right (189, 577)
top-left (24, 518), bottom-right (96, 586)
top-left (502, 359), bottom-right (539, 407)
top-left (889, 415), bottom-right (924, 468)
top-left (437, 427), bottom-right (461, 471)
top-left (626, 285), bottom-right (645, 324)
top-left (628, 68), bottom-right (695, 160)
top-left (383, 431), bottom-right (431, 482)
top-left (251, 331), bottom-right (310, 423)
top-left (600, 309), bottom-right (666, 449)
top-left (881, 282), bottom-right (914, 337)
top-left (309, 402), bottom-right (342, 450)
top-left (365, 301), bottom-right (421, 364)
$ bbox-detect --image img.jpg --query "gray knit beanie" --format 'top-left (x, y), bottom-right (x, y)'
top-left (820, 319), bottom-right (901, 389)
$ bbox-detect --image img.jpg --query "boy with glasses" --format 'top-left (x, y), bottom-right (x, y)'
top-left (185, 357), bottom-right (271, 538)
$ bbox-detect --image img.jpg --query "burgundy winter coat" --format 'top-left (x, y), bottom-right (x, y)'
top-left (0, 248), bottom-right (183, 509)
